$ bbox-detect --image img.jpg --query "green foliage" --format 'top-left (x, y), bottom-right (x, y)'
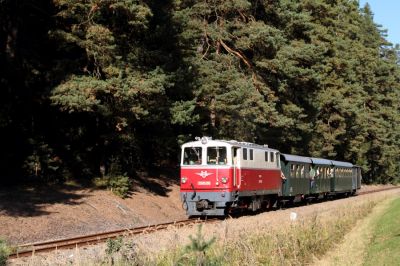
top-left (178, 224), bottom-right (217, 266)
top-left (23, 140), bottom-right (64, 182)
top-left (108, 176), bottom-right (130, 198)
top-left (0, 0), bottom-right (399, 184)
top-left (94, 175), bottom-right (130, 198)
top-left (0, 239), bottom-right (10, 266)
top-left (105, 237), bottom-right (123, 255)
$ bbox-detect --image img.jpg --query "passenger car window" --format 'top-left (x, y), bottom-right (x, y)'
top-left (249, 149), bottom-right (253, 160)
top-left (243, 148), bottom-right (247, 160)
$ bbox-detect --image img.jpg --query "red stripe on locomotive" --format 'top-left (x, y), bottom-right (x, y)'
top-left (180, 167), bottom-right (282, 193)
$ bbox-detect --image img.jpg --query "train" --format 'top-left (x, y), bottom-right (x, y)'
top-left (180, 137), bottom-right (362, 216)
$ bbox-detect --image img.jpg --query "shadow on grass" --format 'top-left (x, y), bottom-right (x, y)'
top-left (0, 183), bottom-right (88, 217)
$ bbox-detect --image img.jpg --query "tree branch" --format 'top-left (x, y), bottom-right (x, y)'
top-left (219, 39), bottom-right (259, 92)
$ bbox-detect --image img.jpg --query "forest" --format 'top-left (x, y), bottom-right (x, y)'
top-left (1, 0), bottom-right (399, 185)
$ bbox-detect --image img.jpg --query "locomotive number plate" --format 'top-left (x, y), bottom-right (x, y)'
top-left (198, 181), bottom-right (211, 185)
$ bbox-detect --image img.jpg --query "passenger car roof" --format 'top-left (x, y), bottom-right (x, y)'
top-left (331, 160), bottom-right (353, 167)
top-left (310, 158), bottom-right (333, 165)
top-left (281, 154), bottom-right (312, 164)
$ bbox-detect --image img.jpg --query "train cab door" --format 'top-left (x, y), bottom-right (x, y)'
top-left (232, 147), bottom-right (240, 188)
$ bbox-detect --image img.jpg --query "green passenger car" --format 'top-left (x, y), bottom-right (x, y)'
top-left (331, 160), bottom-right (354, 193)
top-left (280, 154), bottom-right (313, 197)
top-left (281, 154), bottom-right (358, 199)
top-left (309, 157), bottom-right (332, 194)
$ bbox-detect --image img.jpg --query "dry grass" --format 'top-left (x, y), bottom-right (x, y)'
top-left (153, 201), bottom-right (376, 265)
top-left (311, 198), bottom-right (394, 266)
top-left (9, 189), bottom-right (400, 266)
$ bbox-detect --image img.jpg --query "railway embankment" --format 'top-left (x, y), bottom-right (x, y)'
top-left (0, 176), bottom-right (186, 245)
top-left (8, 187), bottom-right (400, 265)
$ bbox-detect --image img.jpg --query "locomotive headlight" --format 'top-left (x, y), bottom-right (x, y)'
top-left (181, 177), bottom-right (188, 184)
top-left (221, 177), bottom-right (228, 184)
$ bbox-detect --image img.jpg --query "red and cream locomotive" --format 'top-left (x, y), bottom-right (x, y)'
top-left (180, 137), bottom-right (282, 216)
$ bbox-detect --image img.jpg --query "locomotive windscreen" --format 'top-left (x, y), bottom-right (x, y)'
top-left (207, 147), bottom-right (227, 165)
top-left (183, 147), bottom-right (202, 165)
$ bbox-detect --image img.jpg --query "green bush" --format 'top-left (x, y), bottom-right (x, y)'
top-left (108, 175), bottom-right (130, 198)
top-left (177, 224), bottom-right (217, 266)
top-left (0, 239), bottom-right (10, 266)
top-left (93, 175), bottom-right (131, 198)
top-left (106, 237), bottom-right (123, 255)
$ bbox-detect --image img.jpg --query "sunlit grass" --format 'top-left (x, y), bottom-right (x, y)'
top-left (153, 199), bottom-right (377, 265)
top-left (364, 197), bottom-right (400, 266)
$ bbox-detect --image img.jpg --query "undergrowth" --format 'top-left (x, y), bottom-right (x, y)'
top-left (0, 239), bottom-right (10, 266)
top-left (93, 158), bottom-right (131, 198)
top-left (93, 175), bottom-right (130, 198)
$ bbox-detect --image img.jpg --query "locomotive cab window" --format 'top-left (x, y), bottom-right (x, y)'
top-left (265, 152), bottom-right (269, 162)
top-left (270, 152), bottom-right (275, 162)
top-left (207, 147), bottom-right (227, 165)
top-left (183, 147), bottom-right (202, 165)
top-left (249, 149), bottom-right (254, 160)
top-left (243, 148), bottom-right (247, 160)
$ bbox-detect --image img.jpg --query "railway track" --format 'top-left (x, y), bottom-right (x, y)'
top-left (9, 186), bottom-right (399, 259)
top-left (357, 186), bottom-right (399, 196)
top-left (9, 218), bottom-right (218, 259)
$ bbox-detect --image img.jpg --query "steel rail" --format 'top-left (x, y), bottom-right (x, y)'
top-left (9, 218), bottom-right (218, 259)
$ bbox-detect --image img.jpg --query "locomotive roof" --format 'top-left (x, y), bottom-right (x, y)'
top-left (182, 137), bottom-right (278, 152)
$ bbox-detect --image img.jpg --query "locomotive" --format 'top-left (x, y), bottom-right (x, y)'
top-left (180, 137), bottom-right (362, 216)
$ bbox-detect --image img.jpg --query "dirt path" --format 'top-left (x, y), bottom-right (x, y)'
top-left (311, 197), bottom-right (395, 266)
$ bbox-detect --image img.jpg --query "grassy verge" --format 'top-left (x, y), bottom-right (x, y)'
top-left (364, 197), bottom-right (400, 266)
top-left (152, 199), bottom-right (377, 265)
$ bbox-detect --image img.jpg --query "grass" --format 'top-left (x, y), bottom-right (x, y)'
top-left (152, 199), bottom-right (378, 265)
top-left (364, 197), bottom-right (400, 266)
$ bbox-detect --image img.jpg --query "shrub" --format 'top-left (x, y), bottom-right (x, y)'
top-left (177, 224), bottom-right (217, 266)
top-left (0, 239), bottom-right (10, 266)
top-left (108, 175), bottom-right (130, 198)
top-left (94, 175), bottom-right (131, 198)
top-left (106, 237), bottom-right (123, 255)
